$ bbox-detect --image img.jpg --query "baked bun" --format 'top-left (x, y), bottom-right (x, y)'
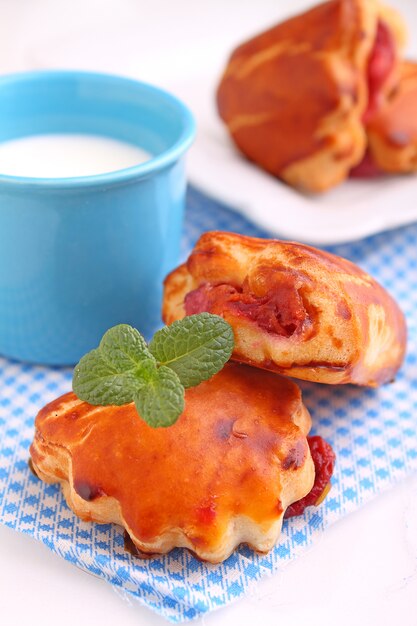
top-left (216, 0), bottom-right (406, 192)
top-left (367, 61), bottom-right (417, 173)
top-left (163, 231), bottom-right (406, 387)
top-left (30, 362), bottom-right (314, 563)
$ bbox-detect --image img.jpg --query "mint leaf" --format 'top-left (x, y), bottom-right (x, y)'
top-left (99, 324), bottom-right (153, 370)
top-left (73, 324), bottom-right (156, 406)
top-left (72, 348), bottom-right (154, 406)
top-left (134, 366), bottom-right (184, 428)
top-left (149, 313), bottom-right (234, 388)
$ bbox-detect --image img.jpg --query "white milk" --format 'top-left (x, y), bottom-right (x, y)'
top-left (0, 134), bottom-right (151, 178)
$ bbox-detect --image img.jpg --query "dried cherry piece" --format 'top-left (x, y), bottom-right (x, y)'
top-left (284, 435), bottom-right (336, 518)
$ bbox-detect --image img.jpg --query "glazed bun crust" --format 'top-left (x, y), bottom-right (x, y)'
top-left (216, 0), bottom-right (405, 192)
top-left (163, 231), bottom-right (406, 387)
top-left (367, 61), bottom-right (417, 172)
top-left (30, 362), bottom-right (314, 564)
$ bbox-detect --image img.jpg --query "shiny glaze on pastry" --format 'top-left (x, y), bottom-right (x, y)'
top-left (367, 61), bottom-right (417, 173)
top-left (30, 362), bottom-right (314, 563)
top-left (163, 231), bottom-right (406, 386)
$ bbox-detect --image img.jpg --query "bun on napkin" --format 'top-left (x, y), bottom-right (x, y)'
top-left (216, 0), bottom-right (407, 192)
top-left (163, 231), bottom-right (406, 386)
top-left (30, 362), bottom-right (319, 563)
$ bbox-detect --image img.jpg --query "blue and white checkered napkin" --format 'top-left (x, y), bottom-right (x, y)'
top-left (1, 186), bottom-right (417, 622)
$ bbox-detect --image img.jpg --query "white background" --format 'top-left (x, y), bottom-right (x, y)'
top-left (0, 1), bottom-right (417, 625)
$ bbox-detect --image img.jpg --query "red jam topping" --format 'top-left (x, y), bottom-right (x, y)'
top-left (363, 20), bottom-right (396, 124)
top-left (350, 20), bottom-right (396, 178)
top-left (349, 148), bottom-right (384, 178)
top-left (284, 435), bottom-right (336, 518)
top-left (185, 279), bottom-right (308, 337)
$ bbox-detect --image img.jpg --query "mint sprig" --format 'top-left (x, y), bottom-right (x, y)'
top-left (72, 314), bottom-right (234, 428)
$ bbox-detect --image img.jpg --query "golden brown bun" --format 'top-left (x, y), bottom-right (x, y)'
top-left (163, 231), bottom-right (406, 387)
top-left (216, 0), bottom-right (405, 192)
top-left (367, 61), bottom-right (417, 172)
top-left (30, 362), bottom-right (314, 564)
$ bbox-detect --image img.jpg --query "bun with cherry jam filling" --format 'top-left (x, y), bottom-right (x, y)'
top-left (163, 231), bottom-right (406, 386)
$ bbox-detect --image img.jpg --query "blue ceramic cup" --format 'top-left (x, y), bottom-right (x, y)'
top-left (0, 70), bottom-right (195, 365)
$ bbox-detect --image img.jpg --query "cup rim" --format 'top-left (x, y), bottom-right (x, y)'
top-left (0, 69), bottom-right (196, 189)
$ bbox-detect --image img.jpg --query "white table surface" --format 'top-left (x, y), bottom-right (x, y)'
top-left (0, 1), bottom-right (417, 624)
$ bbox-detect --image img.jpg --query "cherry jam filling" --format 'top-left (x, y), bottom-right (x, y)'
top-left (363, 20), bottom-right (396, 124)
top-left (284, 436), bottom-right (336, 518)
top-left (349, 148), bottom-right (384, 178)
top-left (350, 19), bottom-right (396, 178)
top-left (185, 279), bottom-right (308, 337)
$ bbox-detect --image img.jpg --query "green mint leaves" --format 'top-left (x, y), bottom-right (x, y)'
top-left (72, 313), bottom-right (234, 428)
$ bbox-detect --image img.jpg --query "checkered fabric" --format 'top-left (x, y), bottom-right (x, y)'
top-left (0, 186), bottom-right (416, 622)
